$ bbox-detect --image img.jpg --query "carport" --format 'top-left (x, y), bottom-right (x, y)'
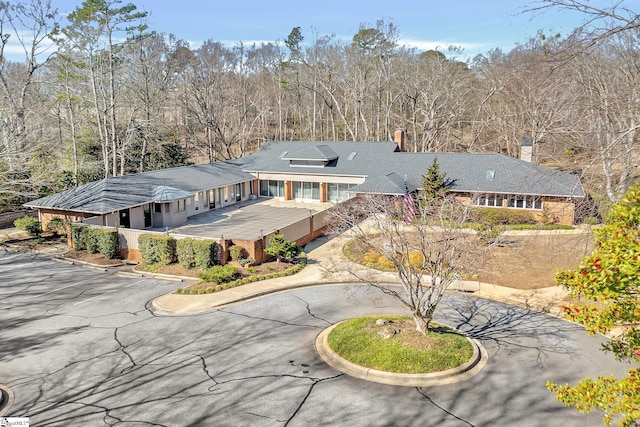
top-left (165, 198), bottom-right (334, 263)
top-left (168, 199), bottom-right (331, 241)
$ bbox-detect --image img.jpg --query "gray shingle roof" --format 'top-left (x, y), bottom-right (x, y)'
top-left (392, 152), bottom-right (584, 198)
top-left (25, 162), bottom-right (254, 214)
top-left (234, 141), bottom-right (398, 177)
top-left (281, 144), bottom-right (339, 161)
top-left (25, 140), bottom-right (583, 215)
top-left (237, 141), bottom-right (584, 198)
top-left (350, 172), bottom-right (410, 195)
top-left (153, 186), bottom-right (194, 202)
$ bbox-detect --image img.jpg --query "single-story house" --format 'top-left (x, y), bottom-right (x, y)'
top-left (25, 130), bottom-right (584, 238)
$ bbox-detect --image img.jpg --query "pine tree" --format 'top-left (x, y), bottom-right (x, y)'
top-left (421, 157), bottom-right (450, 201)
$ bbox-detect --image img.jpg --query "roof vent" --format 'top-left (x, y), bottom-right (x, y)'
top-left (347, 152), bottom-right (357, 160)
top-left (486, 170), bottom-right (495, 180)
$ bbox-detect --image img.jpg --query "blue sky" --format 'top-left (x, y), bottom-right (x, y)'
top-left (7, 0), bottom-right (606, 61)
top-left (136, 0), bottom-right (594, 57)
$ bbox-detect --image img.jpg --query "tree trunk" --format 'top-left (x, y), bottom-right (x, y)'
top-left (412, 313), bottom-right (431, 336)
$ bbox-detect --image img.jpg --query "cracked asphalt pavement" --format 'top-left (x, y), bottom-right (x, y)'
top-left (0, 251), bottom-right (630, 426)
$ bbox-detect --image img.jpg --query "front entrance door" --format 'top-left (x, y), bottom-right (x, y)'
top-left (119, 209), bottom-right (130, 228)
top-left (143, 204), bottom-right (152, 228)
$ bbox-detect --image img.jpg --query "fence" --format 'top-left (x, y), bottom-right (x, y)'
top-left (0, 210), bottom-right (37, 229)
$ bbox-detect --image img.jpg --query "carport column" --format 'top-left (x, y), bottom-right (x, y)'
top-left (320, 183), bottom-right (328, 202)
top-left (284, 181), bottom-right (292, 200)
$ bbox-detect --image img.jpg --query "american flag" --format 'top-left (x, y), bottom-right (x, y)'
top-left (403, 186), bottom-right (416, 224)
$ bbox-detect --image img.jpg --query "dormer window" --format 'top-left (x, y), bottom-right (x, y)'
top-left (289, 159), bottom-right (326, 167)
top-left (281, 144), bottom-right (339, 168)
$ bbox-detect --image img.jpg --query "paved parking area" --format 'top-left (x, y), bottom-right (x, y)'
top-left (1, 250), bottom-right (630, 426)
top-left (168, 199), bottom-right (333, 240)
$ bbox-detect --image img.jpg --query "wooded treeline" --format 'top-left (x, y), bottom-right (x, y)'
top-left (0, 0), bottom-right (638, 210)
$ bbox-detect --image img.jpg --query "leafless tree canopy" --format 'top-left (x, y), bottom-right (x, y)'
top-left (0, 1), bottom-right (638, 210)
top-left (327, 193), bottom-right (494, 334)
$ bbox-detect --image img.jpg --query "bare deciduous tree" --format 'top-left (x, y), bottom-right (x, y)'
top-left (0, 0), bottom-right (59, 201)
top-left (530, 0), bottom-right (640, 52)
top-left (327, 192), bottom-right (494, 335)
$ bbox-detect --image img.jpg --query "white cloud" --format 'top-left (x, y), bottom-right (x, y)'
top-left (1, 30), bottom-right (58, 62)
top-left (398, 38), bottom-right (486, 52)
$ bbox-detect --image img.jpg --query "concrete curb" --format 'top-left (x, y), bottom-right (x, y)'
top-left (149, 280), bottom-right (339, 315)
top-left (131, 265), bottom-right (193, 282)
top-left (0, 384), bottom-right (15, 416)
top-left (53, 254), bottom-right (124, 269)
top-left (315, 321), bottom-right (488, 387)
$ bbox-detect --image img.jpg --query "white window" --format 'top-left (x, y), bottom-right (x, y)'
top-left (293, 181), bottom-right (320, 201)
top-left (328, 183), bottom-right (356, 202)
top-left (508, 195), bottom-right (542, 210)
top-left (176, 199), bottom-right (186, 212)
top-left (472, 193), bottom-right (504, 208)
top-left (289, 159), bottom-right (325, 167)
top-left (259, 180), bottom-right (284, 198)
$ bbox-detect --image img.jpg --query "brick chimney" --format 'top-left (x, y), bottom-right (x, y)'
top-left (394, 128), bottom-right (405, 152)
top-left (520, 137), bottom-right (533, 162)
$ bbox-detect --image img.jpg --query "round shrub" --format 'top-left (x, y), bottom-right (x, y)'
top-left (14, 216), bottom-right (42, 237)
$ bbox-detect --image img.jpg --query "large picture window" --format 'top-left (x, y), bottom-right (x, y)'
top-left (472, 193), bottom-right (504, 208)
top-left (472, 193), bottom-right (542, 210)
top-left (293, 181), bottom-right (320, 201)
top-left (328, 183), bottom-right (356, 202)
top-left (259, 180), bottom-right (284, 198)
top-left (508, 195), bottom-right (542, 210)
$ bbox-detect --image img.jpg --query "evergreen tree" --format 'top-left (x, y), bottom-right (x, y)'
top-left (421, 157), bottom-right (451, 200)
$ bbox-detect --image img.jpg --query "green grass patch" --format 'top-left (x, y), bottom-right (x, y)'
top-left (328, 315), bottom-right (473, 374)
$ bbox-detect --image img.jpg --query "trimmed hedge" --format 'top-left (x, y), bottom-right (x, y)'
top-left (96, 228), bottom-right (119, 259)
top-left (14, 216), bottom-right (42, 236)
top-left (177, 238), bottom-right (218, 269)
top-left (81, 227), bottom-right (99, 254)
top-left (74, 226), bottom-right (120, 258)
top-left (139, 234), bottom-right (176, 267)
top-left (71, 224), bottom-right (85, 250)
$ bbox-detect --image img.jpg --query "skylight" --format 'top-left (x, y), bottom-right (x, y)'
top-left (347, 152), bottom-right (357, 160)
top-left (279, 151), bottom-right (288, 158)
top-left (486, 170), bottom-right (495, 180)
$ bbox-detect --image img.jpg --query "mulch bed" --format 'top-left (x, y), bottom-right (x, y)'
top-left (62, 249), bottom-right (124, 266)
top-left (4, 234), bottom-right (67, 251)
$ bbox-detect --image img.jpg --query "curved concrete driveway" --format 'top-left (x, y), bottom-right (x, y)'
top-left (1, 251), bottom-right (628, 426)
